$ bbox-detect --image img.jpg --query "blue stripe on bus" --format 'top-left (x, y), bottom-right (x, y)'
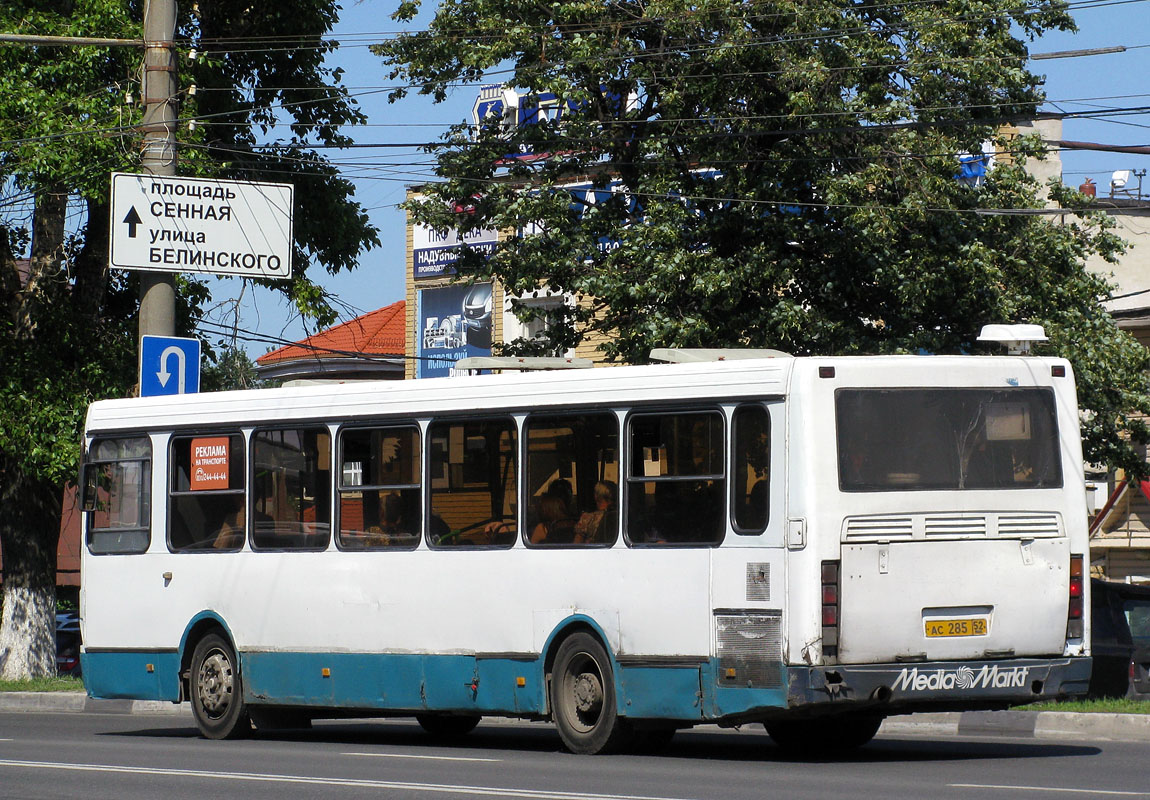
top-left (241, 652), bottom-right (547, 712)
top-left (82, 651), bottom-right (181, 701)
top-left (84, 649), bottom-right (788, 722)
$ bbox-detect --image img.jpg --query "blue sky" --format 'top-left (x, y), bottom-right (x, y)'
top-left (219, 0), bottom-right (1150, 358)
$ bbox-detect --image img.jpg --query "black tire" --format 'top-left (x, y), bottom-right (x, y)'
top-left (189, 633), bottom-right (251, 740)
top-left (765, 714), bottom-right (882, 755)
top-left (550, 632), bottom-right (628, 754)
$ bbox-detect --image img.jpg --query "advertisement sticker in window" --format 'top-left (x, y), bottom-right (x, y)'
top-left (190, 437), bottom-right (230, 491)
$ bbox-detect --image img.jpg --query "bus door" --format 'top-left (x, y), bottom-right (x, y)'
top-left (708, 402), bottom-right (787, 706)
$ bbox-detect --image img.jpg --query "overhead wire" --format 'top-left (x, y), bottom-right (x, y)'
top-left (177, 0), bottom-right (1149, 54)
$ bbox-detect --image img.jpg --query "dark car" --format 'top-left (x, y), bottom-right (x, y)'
top-left (56, 610), bottom-right (82, 677)
top-left (1089, 578), bottom-right (1150, 699)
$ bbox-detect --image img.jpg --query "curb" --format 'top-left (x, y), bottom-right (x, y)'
top-left (0, 692), bottom-right (190, 716)
top-left (3, 694), bottom-right (1149, 742)
top-left (880, 709), bottom-right (1150, 743)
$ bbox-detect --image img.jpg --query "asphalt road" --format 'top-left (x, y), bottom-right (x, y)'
top-left (1, 711), bottom-right (1148, 800)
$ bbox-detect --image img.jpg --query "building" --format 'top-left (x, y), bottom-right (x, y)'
top-left (256, 300), bottom-right (407, 384)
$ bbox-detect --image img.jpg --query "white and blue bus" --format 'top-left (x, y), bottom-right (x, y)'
top-left (79, 348), bottom-right (1091, 753)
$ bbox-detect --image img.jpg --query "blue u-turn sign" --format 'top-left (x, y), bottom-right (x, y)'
top-left (139, 335), bottom-right (201, 397)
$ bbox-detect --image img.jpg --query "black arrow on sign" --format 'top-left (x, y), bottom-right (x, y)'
top-left (122, 206), bottom-right (142, 238)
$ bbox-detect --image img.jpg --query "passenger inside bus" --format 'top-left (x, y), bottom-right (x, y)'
top-left (213, 506), bottom-right (245, 550)
top-left (530, 494), bottom-right (577, 544)
top-left (574, 480), bottom-right (617, 544)
top-left (365, 492), bottom-right (406, 547)
top-left (546, 478), bottom-right (576, 518)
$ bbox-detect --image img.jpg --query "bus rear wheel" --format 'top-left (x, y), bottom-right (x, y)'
top-left (550, 632), bottom-right (628, 754)
top-left (190, 633), bottom-right (251, 739)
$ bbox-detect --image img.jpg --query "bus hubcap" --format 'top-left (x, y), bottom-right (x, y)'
top-left (198, 652), bottom-right (233, 714)
top-left (573, 672), bottom-right (602, 716)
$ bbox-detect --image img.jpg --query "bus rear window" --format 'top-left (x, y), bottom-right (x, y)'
top-left (836, 388), bottom-right (1061, 491)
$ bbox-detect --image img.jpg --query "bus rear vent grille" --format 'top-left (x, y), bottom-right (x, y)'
top-left (843, 516), bottom-right (914, 540)
top-left (924, 516), bottom-right (988, 537)
top-left (997, 513), bottom-right (1061, 537)
top-left (715, 612), bottom-right (783, 689)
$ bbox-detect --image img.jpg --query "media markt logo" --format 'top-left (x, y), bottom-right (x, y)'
top-left (892, 664), bottom-right (1030, 692)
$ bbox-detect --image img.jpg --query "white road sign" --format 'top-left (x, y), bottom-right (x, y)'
top-left (109, 172), bottom-right (294, 279)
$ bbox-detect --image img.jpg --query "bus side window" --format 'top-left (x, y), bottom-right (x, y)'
top-left (251, 428), bottom-right (332, 551)
top-left (626, 411), bottom-right (725, 546)
top-left (524, 413), bottom-right (619, 547)
top-left (169, 433), bottom-right (246, 552)
top-left (427, 418), bottom-right (517, 548)
top-left (338, 426), bottom-right (421, 549)
top-left (84, 436), bottom-right (152, 554)
top-left (732, 405), bottom-right (770, 534)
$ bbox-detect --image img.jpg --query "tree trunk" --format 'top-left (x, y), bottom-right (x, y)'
top-left (0, 462), bottom-right (60, 680)
top-left (0, 189), bottom-right (69, 679)
top-left (72, 197), bottom-right (110, 323)
top-left (13, 189), bottom-right (67, 339)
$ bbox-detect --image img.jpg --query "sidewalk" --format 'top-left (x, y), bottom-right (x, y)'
top-left (2, 692), bottom-right (1150, 742)
top-left (0, 692), bottom-right (188, 716)
top-left (881, 710), bottom-right (1150, 742)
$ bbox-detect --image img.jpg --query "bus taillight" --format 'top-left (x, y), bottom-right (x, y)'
top-left (1067, 555), bottom-right (1084, 640)
top-left (821, 561), bottom-right (840, 659)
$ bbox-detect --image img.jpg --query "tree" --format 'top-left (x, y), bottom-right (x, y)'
top-left (0, 0), bottom-right (377, 678)
top-left (377, 0), bottom-right (1150, 473)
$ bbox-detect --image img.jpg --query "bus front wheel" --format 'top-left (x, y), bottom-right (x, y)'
top-left (190, 633), bottom-right (251, 739)
top-left (550, 632), bottom-right (627, 754)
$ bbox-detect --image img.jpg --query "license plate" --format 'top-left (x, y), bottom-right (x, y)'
top-left (924, 618), bottom-right (988, 638)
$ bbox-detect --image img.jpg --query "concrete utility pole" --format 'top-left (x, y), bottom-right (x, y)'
top-left (138, 0), bottom-right (178, 340)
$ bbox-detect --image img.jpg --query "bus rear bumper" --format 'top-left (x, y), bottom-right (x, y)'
top-left (786, 657), bottom-right (1092, 715)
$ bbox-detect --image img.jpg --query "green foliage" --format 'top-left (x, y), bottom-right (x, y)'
top-left (0, 0), bottom-right (379, 494)
top-left (202, 346), bottom-right (260, 391)
top-left (377, 0), bottom-right (1150, 475)
top-left (178, 0), bottom-right (381, 325)
top-left (0, 676), bottom-right (84, 693)
top-left (1026, 698), bottom-right (1150, 714)
top-left (0, 1), bottom-right (138, 199)
top-left (0, 0), bottom-right (379, 676)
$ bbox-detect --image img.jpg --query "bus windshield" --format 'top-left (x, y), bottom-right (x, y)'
top-left (836, 387), bottom-right (1061, 491)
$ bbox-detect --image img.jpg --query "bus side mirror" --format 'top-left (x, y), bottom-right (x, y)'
top-left (80, 464), bottom-right (99, 512)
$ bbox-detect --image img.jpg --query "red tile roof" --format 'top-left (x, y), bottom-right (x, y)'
top-left (257, 301), bottom-right (406, 365)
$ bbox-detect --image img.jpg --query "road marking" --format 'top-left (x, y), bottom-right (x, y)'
top-left (0, 759), bottom-right (698, 800)
top-left (951, 785), bottom-right (1150, 797)
top-left (343, 751), bottom-right (502, 763)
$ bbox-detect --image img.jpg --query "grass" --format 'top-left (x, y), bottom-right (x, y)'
top-left (0, 676), bottom-right (85, 693)
top-left (1025, 698), bottom-right (1150, 714)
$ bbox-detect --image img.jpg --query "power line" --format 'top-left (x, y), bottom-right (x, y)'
top-left (174, 0), bottom-right (1147, 52)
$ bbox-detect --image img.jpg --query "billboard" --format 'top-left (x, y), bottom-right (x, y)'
top-left (412, 222), bottom-right (498, 279)
top-left (416, 283), bottom-right (493, 378)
